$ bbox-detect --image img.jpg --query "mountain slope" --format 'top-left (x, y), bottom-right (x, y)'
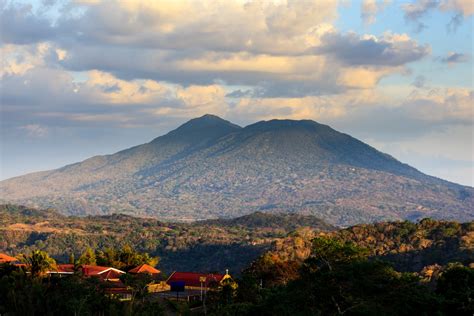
top-left (1, 115), bottom-right (472, 226)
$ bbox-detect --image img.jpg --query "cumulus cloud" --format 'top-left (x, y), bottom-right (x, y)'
top-left (361, 0), bottom-right (391, 25)
top-left (440, 0), bottom-right (474, 16)
top-left (402, 0), bottom-right (473, 32)
top-left (315, 32), bottom-right (430, 66)
top-left (440, 1), bottom-right (473, 32)
top-left (0, 0), bottom-right (432, 99)
top-left (52, 0), bottom-right (338, 55)
top-left (328, 87), bottom-right (474, 142)
top-left (403, 88), bottom-right (473, 124)
top-left (0, 3), bottom-right (57, 44)
top-left (402, 0), bottom-right (439, 32)
top-left (0, 43), bottom-right (52, 77)
top-left (0, 49), bottom-right (232, 130)
top-left (441, 52), bottom-right (470, 64)
top-left (0, 1), bottom-right (468, 144)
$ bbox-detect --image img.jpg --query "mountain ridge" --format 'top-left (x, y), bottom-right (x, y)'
top-left (1, 114), bottom-right (472, 226)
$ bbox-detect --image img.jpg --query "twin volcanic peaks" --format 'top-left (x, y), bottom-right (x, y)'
top-left (1, 114), bottom-right (472, 226)
top-left (159, 114), bottom-right (329, 138)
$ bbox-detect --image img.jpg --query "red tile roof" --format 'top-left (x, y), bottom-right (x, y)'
top-left (167, 272), bottom-right (226, 288)
top-left (44, 264), bottom-right (125, 279)
top-left (80, 265), bottom-right (125, 277)
top-left (53, 264), bottom-right (75, 274)
top-left (99, 269), bottom-right (124, 281)
top-left (128, 264), bottom-right (161, 275)
top-left (81, 265), bottom-right (109, 276)
top-left (0, 253), bottom-right (18, 263)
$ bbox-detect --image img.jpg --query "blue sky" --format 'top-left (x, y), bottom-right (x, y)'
top-left (0, 0), bottom-right (473, 185)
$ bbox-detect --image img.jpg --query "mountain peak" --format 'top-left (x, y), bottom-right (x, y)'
top-left (198, 113), bottom-right (227, 120)
top-left (152, 114), bottom-right (241, 145)
top-left (244, 118), bottom-right (332, 134)
top-left (185, 114), bottom-right (240, 127)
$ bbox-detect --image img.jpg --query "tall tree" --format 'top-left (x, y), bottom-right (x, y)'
top-left (20, 250), bottom-right (56, 277)
top-left (77, 247), bottom-right (97, 265)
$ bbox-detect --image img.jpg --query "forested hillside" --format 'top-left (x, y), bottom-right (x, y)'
top-left (1, 205), bottom-right (472, 276)
top-left (0, 205), bottom-right (334, 274)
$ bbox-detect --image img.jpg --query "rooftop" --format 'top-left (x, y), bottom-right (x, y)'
top-left (0, 253), bottom-right (18, 263)
top-left (128, 263), bottom-right (161, 275)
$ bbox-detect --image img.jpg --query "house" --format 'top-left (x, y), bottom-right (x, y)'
top-left (166, 270), bottom-right (233, 291)
top-left (128, 263), bottom-right (161, 275)
top-left (156, 270), bottom-right (235, 301)
top-left (80, 265), bottom-right (126, 281)
top-left (127, 264), bottom-right (168, 293)
top-left (48, 264), bottom-right (75, 276)
top-left (47, 264), bottom-right (126, 281)
top-left (51, 264), bottom-right (132, 300)
top-left (0, 253), bottom-right (19, 264)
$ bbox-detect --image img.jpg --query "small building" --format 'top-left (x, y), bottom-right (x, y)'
top-left (166, 270), bottom-right (232, 291)
top-left (81, 265), bottom-right (126, 281)
top-left (128, 263), bottom-right (161, 276)
top-left (0, 253), bottom-right (19, 264)
top-left (48, 264), bottom-right (126, 281)
top-left (48, 264), bottom-right (75, 276)
top-left (48, 263), bottom-right (128, 299)
top-left (157, 270), bottom-right (234, 301)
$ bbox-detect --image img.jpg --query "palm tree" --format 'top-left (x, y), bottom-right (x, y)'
top-left (20, 250), bottom-right (56, 277)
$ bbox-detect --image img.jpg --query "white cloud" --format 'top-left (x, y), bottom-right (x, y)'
top-left (19, 124), bottom-right (49, 137)
top-left (402, 0), bottom-right (473, 32)
top-left (1, 0), bottom-right (431, 98)
top-left (361, 0), bottom-right (391, 25)
top-left (440, 0), bottom-right (474, 16)
top-left (441, 52), bottom-right (470, 64)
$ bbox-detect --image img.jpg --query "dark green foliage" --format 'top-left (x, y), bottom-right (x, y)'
top-left (77, 247), bottom-right (96, 265)
top-left (305, 237), bottom-right (368, 271)
top-left (436, 264), bottom-right (474, 315)
top-left (0, 259), bottom-right (165, 316)
top-left (96, 245), bottom-right (158, 271)
top-left (217, 236), bottom-right (472, 316)
top-left (0, 264), bottom-right (120, 315)
top-left (331, 219), bottom-right (473, 271)
top-left (200, 211), bottom-right (335, 231)
top-left (19, 250), bottom-right (56, 277)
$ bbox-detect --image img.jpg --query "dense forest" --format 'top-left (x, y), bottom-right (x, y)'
top-left (219, 236), bottom-right (473, 315)
top-left (0, 204), bottom-right (472, 314)
top-left (0, 204), bottom-right (334, 274)
top-left (1, 235), bottom-right (472, 315)
top-left (2, 204), bottom-right (472, 276)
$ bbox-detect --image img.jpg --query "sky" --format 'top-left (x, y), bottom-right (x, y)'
top-left (0, 0), bottom-right (473, 186)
